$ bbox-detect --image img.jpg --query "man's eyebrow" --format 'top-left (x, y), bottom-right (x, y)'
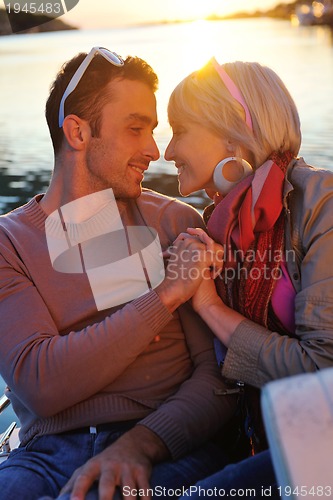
top-left (126, 113), bottom-right (158, 129)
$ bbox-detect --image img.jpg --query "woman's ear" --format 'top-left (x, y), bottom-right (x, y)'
top-left (62, 115), bottom-right (91, 151)
top-left (226, 140), bottom-right (235, 154)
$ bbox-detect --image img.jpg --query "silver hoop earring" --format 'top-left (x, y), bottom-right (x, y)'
top-left (213, 156), bottom-right (253, 196)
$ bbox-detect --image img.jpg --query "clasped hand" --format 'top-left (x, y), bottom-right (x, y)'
top-left (161, 227), bottom-right (223, 305)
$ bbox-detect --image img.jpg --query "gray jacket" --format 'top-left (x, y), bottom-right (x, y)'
top-left (223, 158), bottom-right (333, 387)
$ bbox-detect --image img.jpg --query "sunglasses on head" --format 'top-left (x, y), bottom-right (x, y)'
top-left (58, 46), bottom-right (124, 128)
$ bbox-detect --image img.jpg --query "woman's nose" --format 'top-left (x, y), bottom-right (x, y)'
top-left (164, 140), bottom-right (174, 161)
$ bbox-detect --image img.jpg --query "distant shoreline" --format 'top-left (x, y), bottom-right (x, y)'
top-left (133, 1), bottom-right (300, 27)
top-left (1, 0), bottom-right (331, 36)
top-left (0, 8), bottom-right (77, 36)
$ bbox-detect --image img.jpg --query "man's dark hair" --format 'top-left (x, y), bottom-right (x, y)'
top-left (45, 53), bottom-right (159, 155)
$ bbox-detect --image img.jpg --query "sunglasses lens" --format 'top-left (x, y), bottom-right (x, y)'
top-left (99, 48), bottom-right (124, 66)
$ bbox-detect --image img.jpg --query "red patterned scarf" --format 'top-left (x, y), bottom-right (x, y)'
top-left (207, 151), bottom-right (294, 328)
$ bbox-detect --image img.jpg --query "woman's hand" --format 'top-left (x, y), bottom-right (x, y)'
top-left (185, 228), bottom-right (244, 347)
top-left (192, 277), bottom-right (243, 347)
top-left (191, 275), bottom-right (221, 316)
top-left (158, 228), bottom-right (223, 312)
top-left (185, 227), bottom-right (224, 279)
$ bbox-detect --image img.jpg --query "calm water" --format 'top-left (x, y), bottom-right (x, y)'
top-left (1, 18), bottom-right (333, 419)
top-left (1, 18), bottom-right (333, 215)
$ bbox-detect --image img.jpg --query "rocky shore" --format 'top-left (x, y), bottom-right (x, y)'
top-left (0, 8), bottom-right (77, 35)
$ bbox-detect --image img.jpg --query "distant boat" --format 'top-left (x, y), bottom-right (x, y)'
top-left (291, 3), bottom-right (315, 25)
top-left (291, 1), bottom-right (333, 26)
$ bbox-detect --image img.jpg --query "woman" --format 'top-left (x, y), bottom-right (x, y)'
top-left (165, 58), bottom-right (333, 498)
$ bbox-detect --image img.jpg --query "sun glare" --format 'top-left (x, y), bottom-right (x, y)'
top-left (154, 17), bottom-right (235, 136)
top-left (63, 0), bottom-right (248, 30)
top-left (178, 21), bottom-right (219, 72)
top-left (173, 0), bottom-right (229, 22)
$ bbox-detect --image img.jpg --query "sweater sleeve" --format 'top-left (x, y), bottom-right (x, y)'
top-left (131, 195), bottom-right (237, 457)
top-left (222, 167), bottom-right (333, 388)
top-left (0, 194), bottom-right (209, 419)
top-left (0, 237), bottom-right (173, 417)
top-left (138, 302), bottom-right (237, 459)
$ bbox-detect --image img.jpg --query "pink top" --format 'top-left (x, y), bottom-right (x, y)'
top-left (271, 260), bottom-right (296, 334)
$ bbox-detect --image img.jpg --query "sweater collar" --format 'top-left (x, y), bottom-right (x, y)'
top-left (22, 194), bottom-right (48, 231)
top-left (23, 193), bottom-right (143, 232)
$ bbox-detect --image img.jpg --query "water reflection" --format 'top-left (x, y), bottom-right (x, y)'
top-left (0, 168), bottom-right (210, 215)
top-left (0, 168), bottom-right (51, 214)
top-left (144, 173), bottom-right (210, 211)
top-left (1, 19), bottom-right (333, 214)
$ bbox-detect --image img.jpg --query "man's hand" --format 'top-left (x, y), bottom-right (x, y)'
top-left (157, 228), bottom-right (223, 312)
top-left (60, 425), bottom-right (169, 500)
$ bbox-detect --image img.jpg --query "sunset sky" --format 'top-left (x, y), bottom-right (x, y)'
top-left (62, 0), bottom-right (289, 29)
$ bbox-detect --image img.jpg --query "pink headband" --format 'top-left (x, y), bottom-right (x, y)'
top-left (212, 58), bottom-right (253, 131)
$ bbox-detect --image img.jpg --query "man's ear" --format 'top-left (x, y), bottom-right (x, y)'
top-left (62, 114), bottom-right (91, 151)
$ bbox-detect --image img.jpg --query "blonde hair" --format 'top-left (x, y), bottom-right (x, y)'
top-left (168, 60), bottom-right (301, 167)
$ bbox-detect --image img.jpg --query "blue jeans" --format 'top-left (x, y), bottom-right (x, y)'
top-left (179, 450), bottom-right (280, 499)
top-left (0, 423), bottom-right (229, 499)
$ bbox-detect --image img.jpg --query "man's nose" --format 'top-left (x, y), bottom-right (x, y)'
top-left (144, 136), bottom-right (160, 161)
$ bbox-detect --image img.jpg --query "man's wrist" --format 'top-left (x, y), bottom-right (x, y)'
top-left (155, 281), bottom-right (183, 312)
top-left (127, 424), bottom-right (170, 463)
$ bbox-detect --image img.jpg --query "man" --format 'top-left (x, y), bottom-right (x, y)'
top-left (0, 48), bottom-right (235, 499)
